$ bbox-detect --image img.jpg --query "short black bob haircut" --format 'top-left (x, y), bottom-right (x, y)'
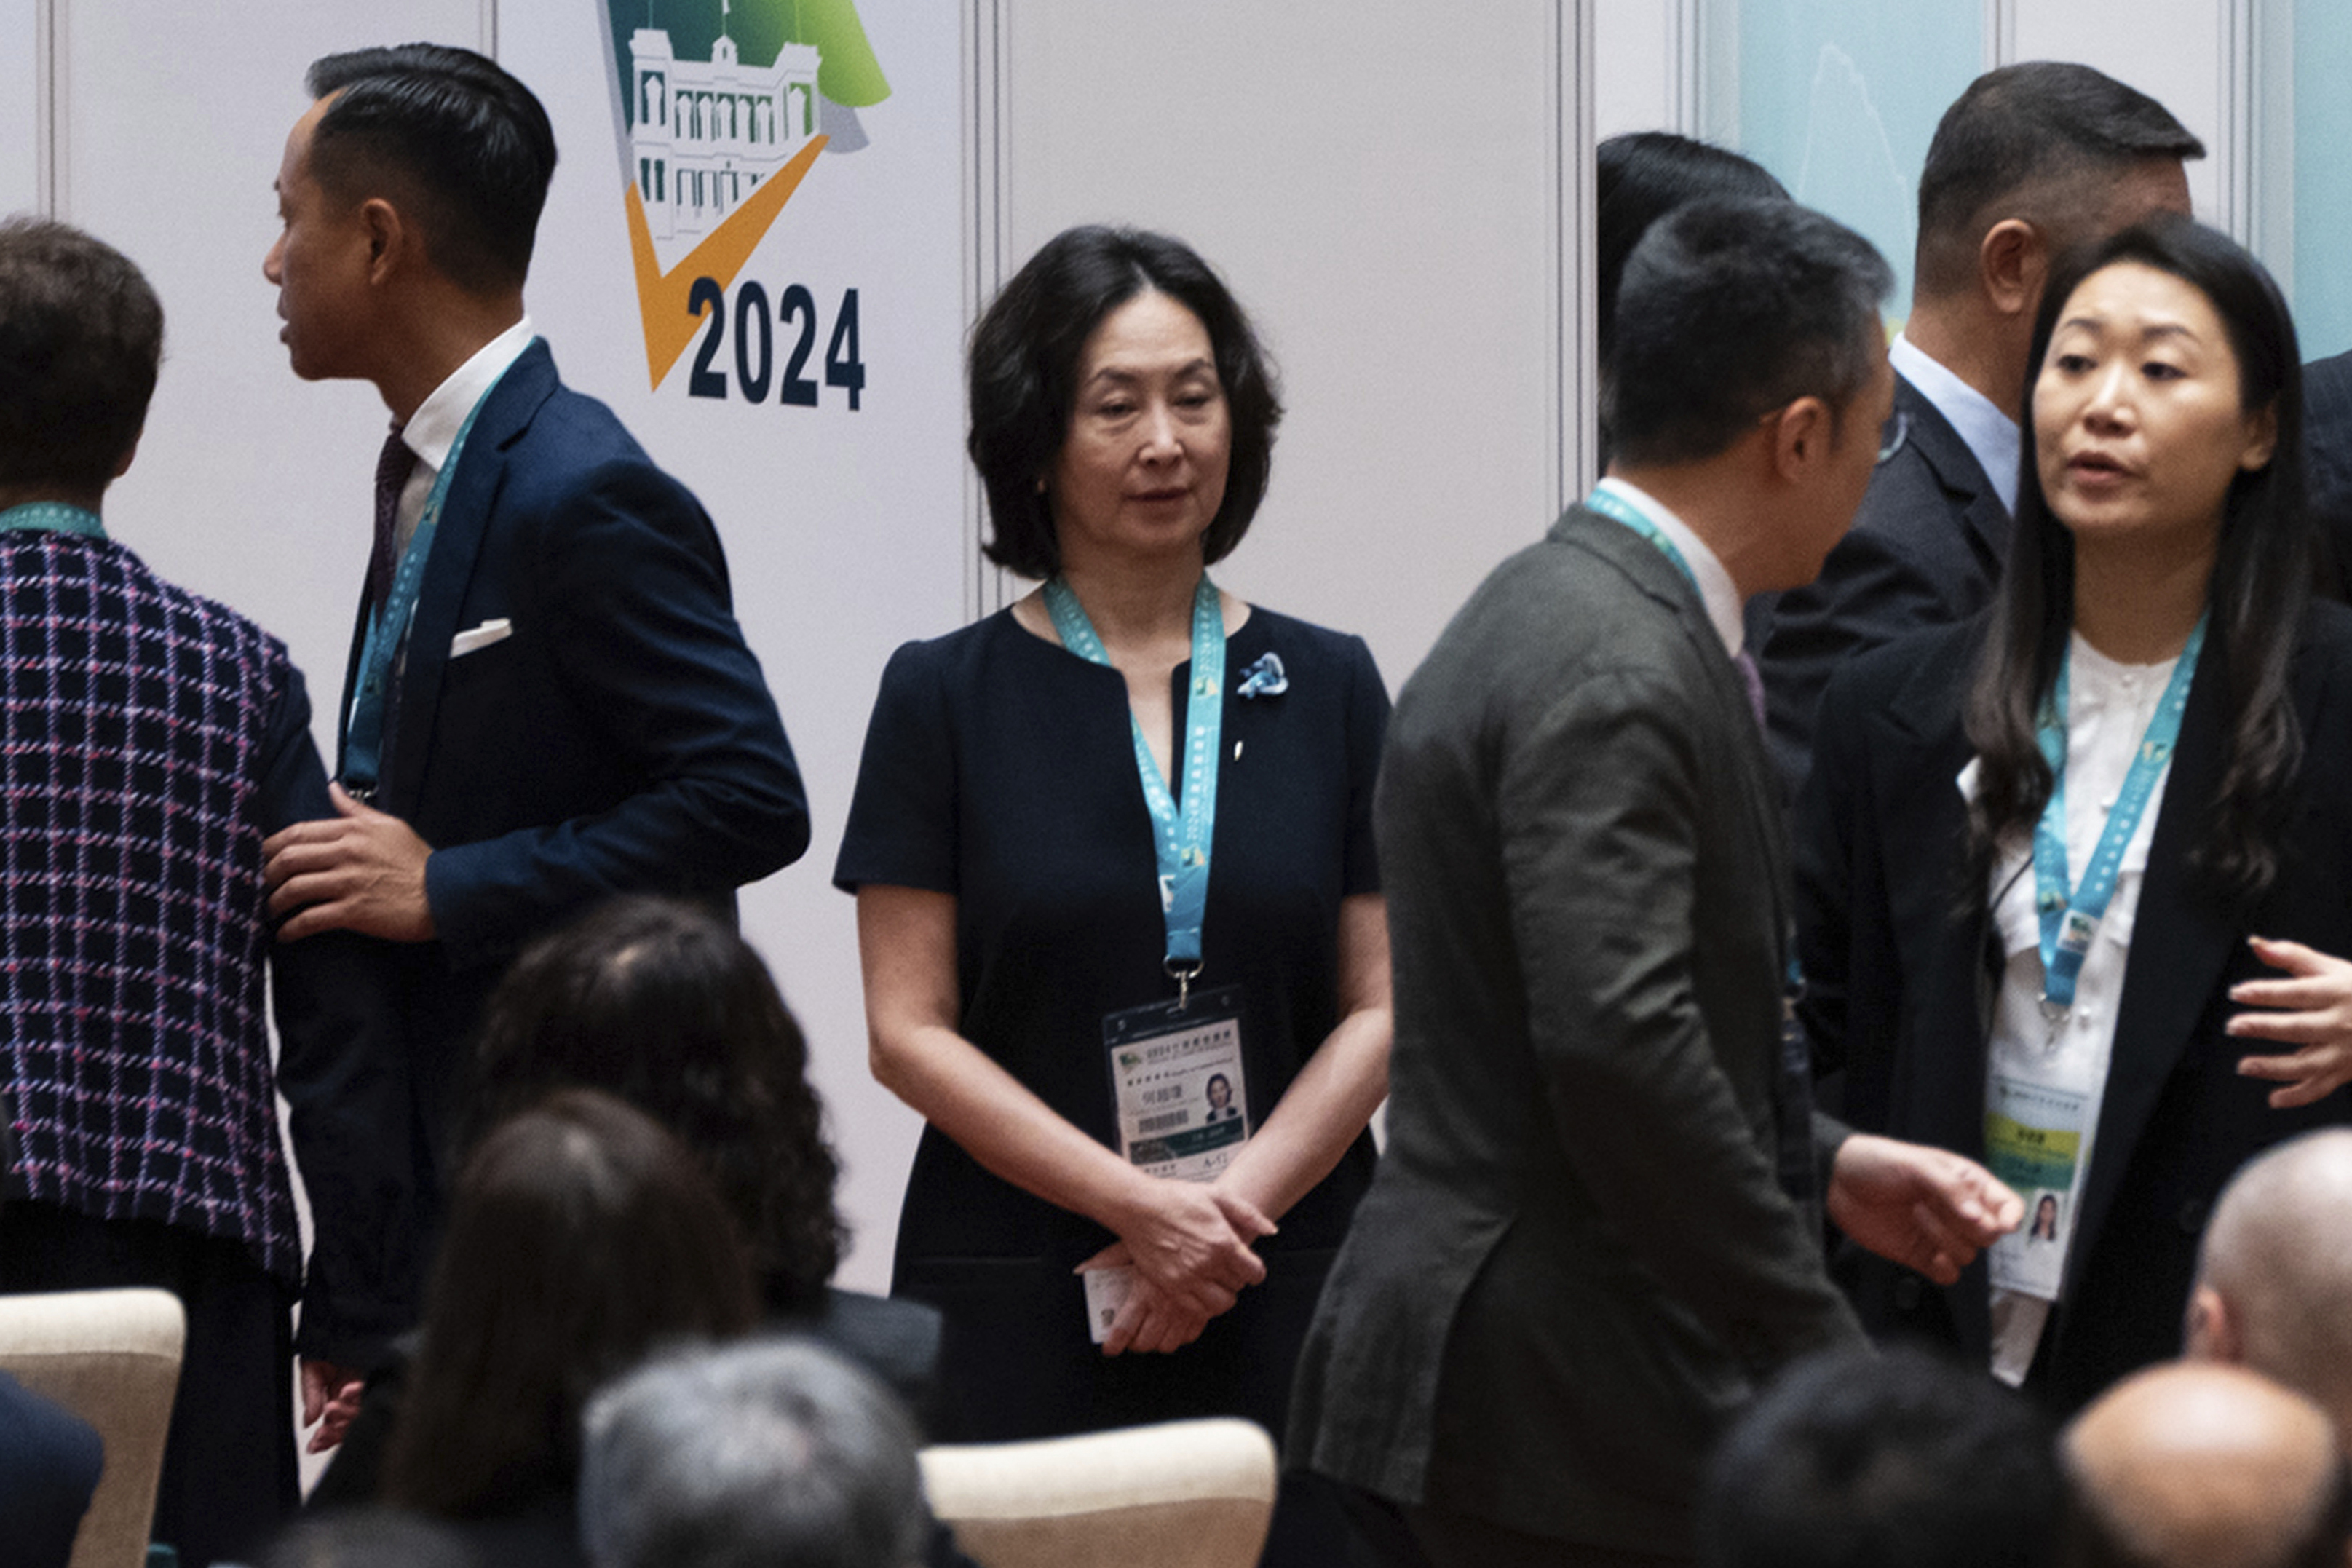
top-left (1966, 214), bottom-right (2308, 911)
top-left (1596, 132), bottom-right (1789, 368)
top-left (0, 216), bottom-right (163, 491)
top-left (1605, 197), bottom-right (1892, 469)
top-left (968, 225), bottom-right (1282, 581)
top-left (306, 43), bottom-right (558, 295)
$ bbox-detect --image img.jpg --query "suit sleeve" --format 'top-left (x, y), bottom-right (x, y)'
top-left (1794, 661), bottom-right (1873, 1181)
top-left (1796, 660), bottom-right (1874, 1071)
top-left (258, 668), bottom-right (423, 1366)
top-left (1500, 663), bottom-right (1861, 1367)
top-left (420, 456), bottom-right (810, 958)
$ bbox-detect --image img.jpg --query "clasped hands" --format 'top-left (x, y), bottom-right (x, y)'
top-left (261, 782), bottom-right (437, 943)
top-left (1078, 1180), bottom-right (1275, 1358)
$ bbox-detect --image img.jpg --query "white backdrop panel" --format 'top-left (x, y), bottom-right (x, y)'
top-left (1004, 2), bottom-right (1570, 700)
top-left (2, 0), bottom-right (39, 215)
top-left (2011, 0), bottom-right (2225, 223)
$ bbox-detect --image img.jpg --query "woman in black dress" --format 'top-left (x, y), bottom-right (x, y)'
top-left (836, 226), bottom-right (1391, 1564)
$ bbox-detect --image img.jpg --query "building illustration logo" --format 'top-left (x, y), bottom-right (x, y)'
top-left (597, 0), bottom-right (888, 394)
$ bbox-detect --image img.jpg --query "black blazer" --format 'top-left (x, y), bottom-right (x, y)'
top-left (2303, 349), bottom-right (2352, 601)
top-left (1762, 371), bottom-right (2011, 794)
top-left (1798, 606), bottom-right (2352, 1412)
top-left (1291, 507), bottom-right (1861, 1556)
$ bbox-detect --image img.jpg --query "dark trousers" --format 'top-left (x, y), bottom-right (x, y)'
top-left (1332, 1481), bottom-right (1692, 1568)
top-left (0, 1202), bottom-right (296, 1568)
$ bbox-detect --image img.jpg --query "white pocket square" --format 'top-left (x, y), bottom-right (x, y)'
top-left (449, 619), bottom-right (513, 657)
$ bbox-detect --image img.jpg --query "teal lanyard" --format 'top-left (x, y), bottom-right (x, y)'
top-left (0, 503), bottom-right (106, 539)
top-left (1590, 483), bottom-right (1789, 999)
top-left (2031, 617), bottom-right (2206, 1016)
top-left (1044, 574), bottom-right (1227, 998)
top-left (1585, 486), bottom-right (1695, 589)
top-left (341, 392), bottom-right (494, 795)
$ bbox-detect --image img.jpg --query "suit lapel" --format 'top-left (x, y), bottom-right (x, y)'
top-left (381, 338), bottom-right (558, 813)
top-left (1561, 507), bottom-right (1792, 943)
top-left (1896, 374), bottom-right (2013, 583)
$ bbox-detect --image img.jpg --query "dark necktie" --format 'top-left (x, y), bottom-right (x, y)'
top-left (369, 424), bottom-right (415, 605)
top-left (1734, 648), bottom-right (1767, 729)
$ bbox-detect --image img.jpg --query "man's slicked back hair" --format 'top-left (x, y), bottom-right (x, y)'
top-left (0, 216), bottom-right (162, 491)
top-left (1915, 62), bottom-right (2202, 298)
top-left (1605, 197), bottom-right (1892, 468)
top-left (305, 43), bottom-right (558, 293)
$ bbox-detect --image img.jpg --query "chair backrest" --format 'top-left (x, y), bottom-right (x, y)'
top-left (919, 1417), bottom-right (1278, 1568)
top-left (0, 1288), bottom-right (186, 1568)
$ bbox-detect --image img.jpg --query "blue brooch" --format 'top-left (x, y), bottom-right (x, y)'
top-left (1235, 652), bottom-right (1288, 700)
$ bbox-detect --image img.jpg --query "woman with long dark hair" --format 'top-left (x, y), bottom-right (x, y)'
top-left (379, 1089), bottom-right (756, 1555)
top-left (1799, 215), bottom-right (2352, 1414)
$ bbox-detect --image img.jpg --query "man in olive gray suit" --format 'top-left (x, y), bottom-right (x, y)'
top-left (1288, 200), bottom-right (2020, 1567)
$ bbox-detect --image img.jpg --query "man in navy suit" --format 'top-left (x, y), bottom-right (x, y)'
top-left (257, 44), bottom-right (809, 1447)
top-left (2302, 349), bottom-right (2352, 598)
top-left (1757, 63), bottom-right (2201, 794)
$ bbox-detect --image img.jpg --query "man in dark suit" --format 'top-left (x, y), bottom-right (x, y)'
top-left (2302, 349), bottom-right (2352, 599)
top-left (255, 45), bottom-right (809, 1446)
top-left (1758, 63), bottom-right (2200, 794)
top-left (1288, 199), bottom-right (2018, 1568)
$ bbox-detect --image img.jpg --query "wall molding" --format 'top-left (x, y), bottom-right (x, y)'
top-left (1558, 0), bottom-right (1595, 512)
top-left (1982, 0), bottom-right (2016, 71)
top-left (962, 0), bottom-right (1010, 621)
top-left (2217, 0), bottom-right (2258, 247)
top-left (36, 0), bottom-right (61, 215)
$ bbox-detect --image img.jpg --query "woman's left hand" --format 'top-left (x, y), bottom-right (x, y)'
top-left (2228, 935), bottom-right (2352, 1109)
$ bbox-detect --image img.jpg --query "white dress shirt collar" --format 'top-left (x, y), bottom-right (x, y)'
top-left (1890, 332), bottom-right (2020, 515)
top-left (1595, 477), bottom-right (1746, 657)
top-left (401, 316), bottom-right (536, 474)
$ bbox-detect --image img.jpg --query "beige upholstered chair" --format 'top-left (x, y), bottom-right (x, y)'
top-left (0, 1287), bottom-right (186, 1568)
top-left (919, 1417), bottom-right (1278, 1568)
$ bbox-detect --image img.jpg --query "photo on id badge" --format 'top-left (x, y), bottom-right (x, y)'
top-left (1083, 985), bottom-right (1251, 1342)
top-left (1985, 1077), bottom-right (2083, 1301)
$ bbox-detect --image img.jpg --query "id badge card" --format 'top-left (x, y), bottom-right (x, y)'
top-left (1101, 983), bottom-right (1250, 1182)
top-left (1984, 1074), bottom-right (2088, 1300)
top-left (1082, 985), bottom-right (1251, 1344)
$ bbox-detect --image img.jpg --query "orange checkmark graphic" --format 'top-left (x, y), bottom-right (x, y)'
top-left (624, 134), bottom-right (829, 389)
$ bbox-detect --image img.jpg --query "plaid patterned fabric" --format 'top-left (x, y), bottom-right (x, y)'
top-left (1, 533), bottom-right (301, 1281)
